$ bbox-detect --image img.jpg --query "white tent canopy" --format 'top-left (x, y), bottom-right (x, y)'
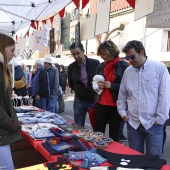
top-left (0, 0), bottom-right (71, 35)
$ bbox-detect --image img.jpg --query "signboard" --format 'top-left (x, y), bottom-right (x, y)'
top-left (80, 14), bottom-right (96, 41)
top-left (95, 0), bottom-right (111, 35)
top-left (146, 0), bottom-right (170, 28)
top-left (17, 37), bottom-right (25, 50)
top-left (75, 22), bottom-right (80, 48)
top-left (60, 15), bottom-right (70, 44)
top-left (50, 28), bottom-right (55, 53)
top-left (43, 24), bottom-right (50, 47)
top-left (34, 30), bottom-right (45, 50)
top-left (134, 0), bottom-right (154, 21)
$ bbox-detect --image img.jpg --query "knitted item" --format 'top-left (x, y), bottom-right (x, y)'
top-left (97, 148), bottom-right (166, 169)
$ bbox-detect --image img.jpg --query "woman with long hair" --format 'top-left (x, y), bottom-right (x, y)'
top-left (0, 33), bottom-right (22, 170)
top-left (94, 40), bottom-right (128, 141)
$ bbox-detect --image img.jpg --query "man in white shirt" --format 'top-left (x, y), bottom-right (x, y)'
top-left (117, 40), bottom-right (170, 158)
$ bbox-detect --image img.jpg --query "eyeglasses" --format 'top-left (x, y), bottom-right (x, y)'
top-left (101, 41), bottom-right (112, 47)
top-left (71, 51), bottom-right (82, 57)
top-left (125, 54), bottom-right (135, 60)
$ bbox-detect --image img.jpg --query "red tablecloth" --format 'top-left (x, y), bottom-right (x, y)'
top-left (21, 131), bottom-right (170, 170)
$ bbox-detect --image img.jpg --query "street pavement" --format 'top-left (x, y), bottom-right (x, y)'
top-left (61, 91), bottom-right (170, 165)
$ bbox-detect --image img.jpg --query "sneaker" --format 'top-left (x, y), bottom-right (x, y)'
top-left (118, 135), bottom-right (128, 142)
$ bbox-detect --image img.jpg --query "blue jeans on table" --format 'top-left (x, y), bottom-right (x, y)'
top-left (0, 145), bottom-right (14, 170)
top-left (127, 122), bottom-right (164, 158)
top-left (35, 97), bottom-right (48, 110)
top-left (73, 98), bottom-right (94, 127)
top-left (47, 94), bottom-right (58, 114)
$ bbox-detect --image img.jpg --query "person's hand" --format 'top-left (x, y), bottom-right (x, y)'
top-left (98, 81), bottom-right (105, 90)
top-left (154, 121), bottom-right (159, 125)
top-left (104, 81), bottom-right (111, 89)
top-left (36, 95), bottom-right (40, 100)
top-left (123, 115), bottom-right (129, 122)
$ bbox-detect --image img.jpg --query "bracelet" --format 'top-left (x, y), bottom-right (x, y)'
top-left (100, 137), bottom-right (113, 144)
top-left (93, 141), bottom-right (107, 149)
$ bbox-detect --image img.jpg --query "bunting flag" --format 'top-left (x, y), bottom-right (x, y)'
top-left (72, 0), bottom-right (79, 8)
top-left (16, 35), bottom-right (18, 42)
top-left (30, 21), bottom-right (37, 29)
top-left (50, 16), bottom-right (55, 24)
top-left (82, 0), bottom-right (90, 9)
top-left (59, 7), bottom-right (65, 18)
top-left (26, 30), bottom-right (29, 37)
top-left (42, 20), bottom-right (47, 24)
top-left (36, 21), bottom-right (39, 30)
top-left (126, 0), bottom-right (135, 9)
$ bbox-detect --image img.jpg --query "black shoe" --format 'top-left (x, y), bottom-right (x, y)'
top-left (118, 135), bottom-right (128, 142)
top-left (58, 110), bottom-right (63, 113)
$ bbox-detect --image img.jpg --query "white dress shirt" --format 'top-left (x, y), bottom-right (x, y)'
top-left (117, 59), bottom-right (170, 130)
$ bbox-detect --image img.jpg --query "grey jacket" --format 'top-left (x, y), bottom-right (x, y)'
top-left (0, 62), bottom-right (22, 146)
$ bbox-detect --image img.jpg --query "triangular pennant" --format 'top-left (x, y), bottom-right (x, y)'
top-left (42, 20), bottom-right (47, 24)
top-left (30, 21), bottom-right (37, 29)
top-left (72, 0), bottom-right (79, 8)
top-left (82, 0), bottom-right (90, 9)
top-left (16, 35), bottom-right (18, 42)
top-left (26, 30), bottom-right (29, 37)
top-left (36, 21), bottom-right (39, 30)
top-left (126, 0), bottom-right (135, 9)
top-left (59, 7), bottom-right (65, 18)
top-left (50, 16), bottom-right (55, 24)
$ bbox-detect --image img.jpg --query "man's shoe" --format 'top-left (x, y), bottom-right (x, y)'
top-left (118, 135), bottom-right (128, 142)
top-left (58, 110), bottom-right (63, 113)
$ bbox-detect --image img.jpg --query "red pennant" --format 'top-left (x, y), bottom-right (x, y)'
top-left (16, 35), bottom-right (18, 42)
top-left (50, 16), bottom-right (55, 24)
top-left (72, 0), bottom-right (79, 8)
top-left (126, 0), bottom-right (135, 9)
top-left (42, 20), bottom-right (46, 24)
top-left (30, 22), bottom-right (37, 29)
top-left (59, 7), bottom-right (65, 18)
top-left (82, 0), bottom-right (89, 9)
top-left (36, 21), bottom-right (39, 30)
top-left (26, 30), bottom-right (29, 37)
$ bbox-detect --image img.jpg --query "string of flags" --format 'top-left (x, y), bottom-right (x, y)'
top-left (17, 0), bottom-right (90, 40)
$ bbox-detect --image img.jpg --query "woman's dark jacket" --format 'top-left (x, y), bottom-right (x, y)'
top-left (0, 63), bottom-right (22, 146)
top-left (96, 60), bottom-right (129, 102)
top-left (14, 65), bottom-right (27, 96)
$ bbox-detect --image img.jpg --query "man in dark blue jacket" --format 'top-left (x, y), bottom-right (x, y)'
top-left (68, 42), bottom-right (100, 127)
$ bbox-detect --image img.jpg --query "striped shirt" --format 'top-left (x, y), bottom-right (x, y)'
top-left (117, 59), bottom-right (170, 130)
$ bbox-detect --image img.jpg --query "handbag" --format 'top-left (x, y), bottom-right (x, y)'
top-left (14, 76), bottom-right (27, 89)
top-left (88, 107), bottom-right (95, 129)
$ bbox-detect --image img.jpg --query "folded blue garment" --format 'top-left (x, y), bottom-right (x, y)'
top-left (42, 141), bottom-right (72, 154)
top-left (81, 159), bottom-right (98, 169)
top-left (50, 128), bottom-right (76, 138)
top-left (85, 153), bottom-right (107, 164)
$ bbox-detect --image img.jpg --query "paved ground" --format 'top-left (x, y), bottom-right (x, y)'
top-left (11, 91), bottom-right (170, 169)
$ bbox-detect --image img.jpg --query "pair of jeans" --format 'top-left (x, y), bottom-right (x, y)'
top-left (127, 122), bottom-right (164, 158)
top-left (47, 94), bottom-right (58, 114)
top-left (35, 97), bottom-right (48, 110)
top-left (73, 98), bottom-right (94, 127)
top-left (58, 94), bottom-right (65, 112)
top-left (118, 119), bottom-right (125, 136)
top-left (0, 145), bottom-right (14, 170)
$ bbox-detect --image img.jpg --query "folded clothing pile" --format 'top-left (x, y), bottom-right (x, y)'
top-left (69, 149), bottom-right (107, 169)
top-left (42, 137), bottom-right (92, 155)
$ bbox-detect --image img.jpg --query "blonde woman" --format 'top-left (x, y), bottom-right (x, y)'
top-left (0, 33), bottom-right (22, 170)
